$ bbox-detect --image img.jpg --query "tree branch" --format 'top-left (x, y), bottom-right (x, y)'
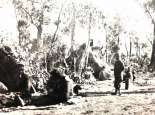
top-left (125, 39), bottom-right (129, 56)
top-left (51, 4), bottom-right (63, 44)
top-left (148, 38), bottom-right (153, 45)
top-left (144, 5), bottom-right (155, 24)
top-left (20, 7), bottom-right (38, 27)
top-left (135, 0), bottom-right (155, 24)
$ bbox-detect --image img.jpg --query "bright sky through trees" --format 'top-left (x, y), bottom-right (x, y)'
top-left (63, 0), bottom-right (153, 54)
top-left (0, 0), bottom-right (153, 54)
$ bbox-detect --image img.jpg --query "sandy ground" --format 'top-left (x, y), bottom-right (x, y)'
top-left (1, 74), bottom-right (155, 115)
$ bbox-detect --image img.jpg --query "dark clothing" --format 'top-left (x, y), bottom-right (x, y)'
top-left (123, 71), bottom-right (131, 90)
top-left (123, 71), bottom-right (131, 81)
top-left (114, 60), bottom-right (124, 90)
top-left (114, 60), bottom-right (124, 77)
top-left (47, 69), bottom-right (70, 103)
top-left (20, 73), bottom-right (32, 99)
top-left (125, 80), bottom-right (129, 90)
top-left (114, 80), bottom-right (121, 90)
top-left (132, 70), bottom-right (136, 82)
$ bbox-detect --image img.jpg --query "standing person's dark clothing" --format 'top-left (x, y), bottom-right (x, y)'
top-left (123, 68), bottom-right (131, 90)
top-left (113, 57), bottom-right (124, 95)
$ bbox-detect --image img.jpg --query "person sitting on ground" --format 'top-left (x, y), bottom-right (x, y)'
top-left (99, 66), bottom-right (105, 81)
top-left (73, 85), bottom-right (82, 95)
top-left (18, 64), bottom-right (35, 103)
top-left (83, 66), bottom-right (96, 84)
top-left (47, 68), bottom-right (73, 103)
top-left (14, 64), bottom-right (35, 106)
top-left (99, 66), bottom-right (111, 80)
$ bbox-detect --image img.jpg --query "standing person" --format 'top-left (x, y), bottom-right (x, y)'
top-left (123, 67), bottom-right (131, 90)
top-left (113, 54), bottom-right (124, 95)
top-left (132, 69), bottom-right (136, 82)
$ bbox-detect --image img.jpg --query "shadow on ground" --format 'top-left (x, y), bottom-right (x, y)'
top-left (80, 88), bottom-right (155, 97)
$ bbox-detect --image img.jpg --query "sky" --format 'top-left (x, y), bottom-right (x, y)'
top-left (78, 0), bottom-right (152, 40)
top-left (0, 1), bottom-right (18, 46)
top-left (0, 0), bottom-right (153, 55)
top-left (66, 0), bottom-right (153, 54)
top-left (31, 0), bottom-right (153, 52)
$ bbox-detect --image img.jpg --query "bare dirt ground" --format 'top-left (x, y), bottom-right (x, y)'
top-left (1, 72), bottom-right (155, 115)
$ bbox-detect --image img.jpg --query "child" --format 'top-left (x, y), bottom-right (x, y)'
top-left (123, 67), bottom-right (131, 90)
top-left (132, 69), bottom-right (136, 82)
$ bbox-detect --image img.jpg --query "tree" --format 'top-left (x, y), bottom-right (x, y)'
top-left (14, 0), bottom-right (58, 49)
top-left (102, 16), bottom-right (123, 63)
top-left (69, 3), bottom-right (76, 72)
top-left (128, 32), bottom-right (136, 57)
top-left (139, 0), bottom-right (155, 70)
top-left (17, 20), bottom-right (30, 47)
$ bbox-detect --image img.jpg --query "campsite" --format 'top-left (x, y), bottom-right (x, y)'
top-left (0, 0), bottom-right (155, 114)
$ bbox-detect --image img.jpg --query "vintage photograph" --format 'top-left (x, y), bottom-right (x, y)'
top-left (0, 0), bottom-right (155, 114)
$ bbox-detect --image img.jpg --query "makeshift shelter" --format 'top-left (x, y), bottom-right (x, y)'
top-left (0, 46), bottom-right (24, 91)
top-left (88, 50), bottom-right (112, 80)
top-left (0, 81), bottom-right (8, 93)
top-left (67, 43), bottom-right (113, 80)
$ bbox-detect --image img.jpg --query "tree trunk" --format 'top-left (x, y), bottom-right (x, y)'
top-left (37, 24), bottom-right (43, 49)
top-left (105, 35), bottom-right (108, 62)
top-left (105, 49), bottom-right (108, 62)
top-left (103, 23), bottom-right (108, 62)
top-left (136, 39), bottom-right (139, 57)
top-left (117, 36), bottom-right (120, 45)
top-left (37, 11), bottom-right (43, 49)
top-left (84, 13), bottom-right (92, 70)
top-left (50, 6), bottom-right (63, 47)
top-left (125, 40), bottom-right (129, 57)
top-left (70, 4), bottom-right (76, 72)
top-left (141, 4), bottom-right (155, 70)
top-left (149, 24), bottom-right (155, 70)
top-left (18, 31), bottom-right (22, 46)
top-left (129, 37), bottom-right (132, 57)
top-left (139, 45), bottom-right (141, 57)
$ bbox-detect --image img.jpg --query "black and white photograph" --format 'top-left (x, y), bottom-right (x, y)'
top-left (0, 0), bottom-right (155, 114)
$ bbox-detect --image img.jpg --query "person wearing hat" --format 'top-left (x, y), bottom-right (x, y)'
top-left (113, 54), bottom-right (124, 95)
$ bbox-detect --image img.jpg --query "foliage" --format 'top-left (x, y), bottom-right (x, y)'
top-left (3, 0), bottom-right (153, 90)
